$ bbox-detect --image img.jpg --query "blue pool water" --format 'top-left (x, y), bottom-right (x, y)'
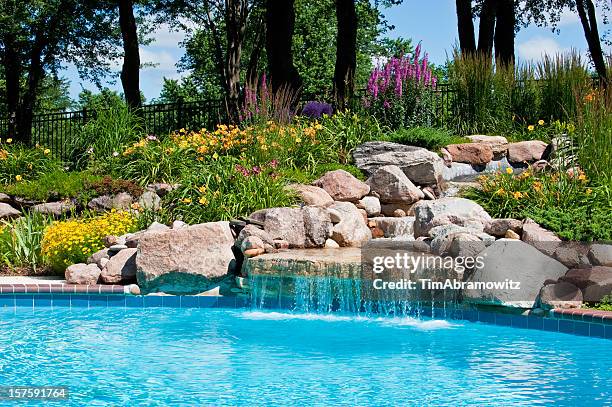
top-left (0, 307), bottom-right (610, 406)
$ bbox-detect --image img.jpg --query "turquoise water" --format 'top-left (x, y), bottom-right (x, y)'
top-left (0, 307), bottom-right (610, 406)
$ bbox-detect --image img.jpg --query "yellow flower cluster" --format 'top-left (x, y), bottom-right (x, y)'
top-left (41, 211), bottom-right (137, 271)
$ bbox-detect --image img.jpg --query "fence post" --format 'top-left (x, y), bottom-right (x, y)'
top-left (8, 111), bottom-right (16, 140)
top-left (82, 107), bottom-right (88, 125)
top-left (177, 97), bottom-right (184, 130)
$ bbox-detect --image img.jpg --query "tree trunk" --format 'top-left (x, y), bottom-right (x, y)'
top-left (2, 32), bottom-right (21, 138)
top-left (456, 0), bottom-right (476, 54)
top-left (246, 15), bottom-right (266, 86)
top-left (334, 0), bottom-right (358, 109)
top-left (17, 43), bottom-right (45, 144)
top-left (477, 0), bottom-right (495, 56)
top-left (265, 0), bottom-right (301, 93)
top-left (225, 0), bottom-right (248, 122)
top-left (118, 0), bottom-right (142, 109)
top-left (494, 0), bottom-right (515, 66)
top-left (576, 0), bottom-right (607, 83)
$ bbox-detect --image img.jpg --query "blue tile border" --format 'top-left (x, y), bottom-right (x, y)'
top-left (0, 293), bottom-right (610, 340)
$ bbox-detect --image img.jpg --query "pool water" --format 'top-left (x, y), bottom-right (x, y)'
top-left (0, 307), bottom-right (610, 406)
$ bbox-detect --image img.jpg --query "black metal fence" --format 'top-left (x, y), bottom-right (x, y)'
top-left (0, 86), bottom-right (458, 162)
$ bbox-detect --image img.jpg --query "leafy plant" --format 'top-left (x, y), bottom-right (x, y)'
top-left (590, 294), bottom-right (612, 311)
top-left (85, 176), bottom-right (144, 198)
top-left (0, 212), bottom-right (53, 272)
top-left (0, 141), bottom-right (62, 185)
top-left (383, 127), bottom-right (466, 150)
top-left (2, 170), bottom-right (100, 203)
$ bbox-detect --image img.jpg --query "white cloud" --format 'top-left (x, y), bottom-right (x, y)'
top-left (558, 9), bottom-right (580, 26)
top-left (517, 37), bottom-right (568, 61)
top-left (149, 23), bottom-right (189, 48)
top-left (140, 48), bottom-right (178, 72)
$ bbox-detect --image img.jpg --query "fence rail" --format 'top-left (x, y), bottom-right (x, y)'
top-left (0, 87), bottom-right (458, 162)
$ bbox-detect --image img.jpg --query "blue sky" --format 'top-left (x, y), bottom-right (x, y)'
top-left (64, 1), bottom-right (608, 101)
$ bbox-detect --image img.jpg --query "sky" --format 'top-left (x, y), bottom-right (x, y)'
top-left (64, 1), bottom-right (609, 102)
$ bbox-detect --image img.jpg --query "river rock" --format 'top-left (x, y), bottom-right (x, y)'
top-left (136, 221), bottom-right (235, 294)
top-left (100, 248), bottom-right (137, 284)
top-left (286, 184), bottom-right (334, 207)
top-left (65, 263), bottom-right (101, 285)
top-left (465, 135), bottom-right (509, 158)
top-left (484, 218), bottom-right (523, 237)
top-left (413, 197), bottom-right (491, 238)
top-left (445, 143), bottom-right (494, 165)
top-left (357, 196), bottom-right (381, 217)
top-left (0, 203), bottom-right (20, 219)
top-left (312, 170), bottom-right (369, 202)
top-left (366, 165), bottom-right (424, 204)
top-left (463, 240), bottom-right (568, 308)
top-left (31, 201), bottom-right (75, 217)
top-left (538, 281), bottom-right (583, 309)
top-left (507, 140), bottom-right (547, 163)
top-left (353, 141), bottom-right (444, 185)
top-left (329, 202), bottom-right (371, 247)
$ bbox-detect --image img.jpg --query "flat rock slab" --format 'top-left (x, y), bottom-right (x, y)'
top-left (243, 248), bottom-right (363, 279)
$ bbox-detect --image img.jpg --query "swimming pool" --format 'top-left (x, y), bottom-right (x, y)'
top-left (0, 307), bottom-right (610, 406)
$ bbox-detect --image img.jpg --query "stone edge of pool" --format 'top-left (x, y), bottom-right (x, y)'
top-left (0, 281), bottom-right (611, 340)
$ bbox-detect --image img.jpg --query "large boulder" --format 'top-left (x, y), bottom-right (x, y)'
top-left (329, 202), bottom-right (371, 247)
top-left (366, 165), bottom-right (424, 204)
top-left (413, 197), bottom-right (491, 238)
top-left (538, 282), bottom-right (583, 309)
top-left (136, 221), bottom-right (235, 294)
top-left (445, 143), bottom-right (494, 165)
top-left (31, 201), bottom-right (75, 217)
top-left (65, 263), bottom-right (101, 285)
top-left (312, 170), bottom-right (369, 202)
top-left (100, 248), bottom-right (137, 284)
top-left (286, 184), bottom-right (334, 207)
top-left (588, 244), bottom-right (612, 267)
top-left (353, 141), bottom-right (444, 185)
top-left (465, 135), bottom-right (508, 158)
top-left (560, 266), bottom-right (612, 302)
top-left (463, 240), bottom-right (568, 308)
top-left (250, 206), bottom-right (332, 248)
top-left (507, 140), bottom-right (547, 164)
top-left (521, 218), bottom-right (561, 256)
top-left (0, 203), bottom-right (20, 219)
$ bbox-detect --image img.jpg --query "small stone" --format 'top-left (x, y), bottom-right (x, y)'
top-left (324, 239), bottom-right (340, 248)
top-left (103, 235), bottom-right (118, 248)
top-left (243, 248), bottom-right (265, 257)
top-left (327, 208), bottom-right (342, 223)
top-left (65, 263), bottom-right (101, 285)
top-left (129, 285), bottom-right (141, 295)
top-left (146, 183), bottom-right (176, 197)
top-left (366, 165), bottom-right (424, 204)
top-left (393, 209), bottom-right (406, 217)
top-left (504, 230), bottom-right (520, 240)
top-left (371, 227), bottom-right (385, 238)
top-left (508, 140), bottom-right (548, 163)
top-left (241, 236), bottom-right (265, 252)
top-left (357, 196), bottom-right (381, 217)
top-left (0, 193), bottom-right (10, 203)
top-left (172, 220), bottom-right (188, 229)
top-left (31, 200), bottom-right (75, 217)
top-left (87, 248), bottom-right (110, 267)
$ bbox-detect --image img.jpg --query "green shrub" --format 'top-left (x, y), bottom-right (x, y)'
top-left (2, 170), bottom-right (100, 203)
top-left (163, 156), bottom-right (295, 224)
top-left (279, 163), bottom-right (366, 184)
top-left (70, 106), bottom-right (144, 169)
top-left (0, 212), bottom-right (53, 272)
top-left (0, 142), bottom-right (62, 185)
top-left (383, 127), bottom-right (467, 150)
top-left (464, 168), bottom-right (611, 241)
top-left (590, 295), bottom-right (612, 311)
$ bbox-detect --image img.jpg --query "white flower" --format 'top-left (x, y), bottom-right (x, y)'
top-left (112, 151), bottom-right (119, 157)
top-left (87, 147), bottom-right (94, 154)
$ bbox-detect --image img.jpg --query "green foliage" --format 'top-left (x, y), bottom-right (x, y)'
top-left (0, 142), bottom-right (62, 185)
top-left (383, 127), bottom-right (467, 150)
top-left (70, 106), bottom-right (144, 169)
top-left (2, 171), bottom-right (100, 203)
top-left (0, 212), bottom-right (53, 272)
top-left (590, 295), bottom-right (612, 311)
top-left (77, 88), bottom-right (126, 110)
top-left (280, 163), bottom-right (366, 184)
top-left (163, 157), bottom-right (295, 225)
top-left (464, 169), bottom-right (612, 241)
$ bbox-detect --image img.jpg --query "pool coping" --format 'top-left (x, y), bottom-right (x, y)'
top-left (0, 282), bottom-right (610, 340)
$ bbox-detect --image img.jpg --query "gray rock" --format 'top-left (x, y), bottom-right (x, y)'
top-left (286, 184), bottom-right (334, 207)
top-left (463, 240), bottom-right (568, 308)
top-left (87, 248), bottom-right (110, 268)
top-left (0, 203), bottom-right (20, 219)
top-left (508, 140), bottom-right (547, 163)
top-left (136, 221), bottom-right (235, 294)
top-left (312, 170), bottom-right (369, 202)
top-left (368, 217), bottom-right (415, 238)
top-left (65, 263), bottom-right (101, 285)
top-left (560, 266), bottom-right (612, 302)
top-left (521, 218), bottom-right (561, 256)
top-left (357, 196), bottom-right (381, 217)
top-left (87, 193), bottom-right (133, 211)
top-left (236, 224), bottom-right (276, 248)
top-left (484, 218), bottom-right (523, 237)
top-left (552, 242), bottom-right (591, 269)
top-left (539, 282), bottom-right (583, 309)
top-left (329, 201), bottom-right (371, 247)
top-left (100, 248), bottom-right (137, 284)
top-left (138, 191), bottom-right (161, 211)
top-left (0, 193), bottom-right (10, 203)
top-left (241, 236), bottom-right (265, 252)
top-left (31, 200), bottom-right (75, 217)
top-left (588, 244), bottom-right (612, 267)
top-left (413, 197), bottom-right (491, 238)
top-left (380, 203), bottom-right (416, 217)
top-left (172, 220), bottom-right (188, 229)
top-left (302, 206), bottom-right (333, 248)
top-left (147, 221), bottom-right (170, 232)
top-left (353, 141), bottom-right (444, 185)
top-left (366, 165), bottom-right (424, 204)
